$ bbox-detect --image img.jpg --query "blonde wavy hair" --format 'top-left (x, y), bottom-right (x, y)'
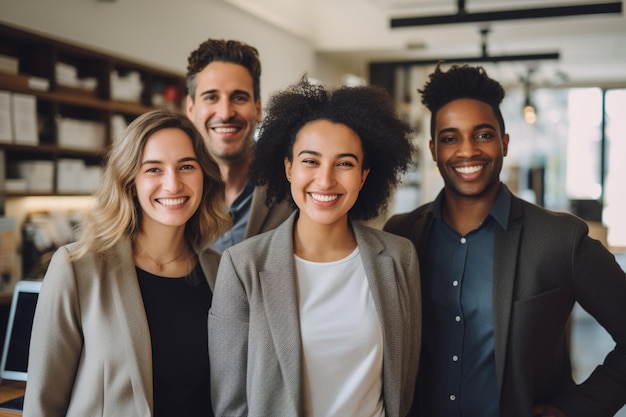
top-left (71, 109), bottom-right (231, 260)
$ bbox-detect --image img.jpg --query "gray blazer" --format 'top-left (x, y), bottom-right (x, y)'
top-left (209, 212), bottom-right (422, 417)
top-left (244, 185), bottom-right (294, 239)
top-left (384, 189), bottom-right (626, 417)
top-left (22, 238), bottom-right (220, 417)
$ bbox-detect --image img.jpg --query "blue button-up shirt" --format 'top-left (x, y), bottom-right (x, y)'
top-left (421, 185), bottom-right (511, 417)
top-left (211, 181), bottom-right (255, 254)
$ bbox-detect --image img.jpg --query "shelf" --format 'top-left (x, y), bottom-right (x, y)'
top-left (0, 143), bottom-right (106, 158)
top-left (0, 72), bottom-right (154, 115)
top-left (0, 22), bottom-right (185, 201)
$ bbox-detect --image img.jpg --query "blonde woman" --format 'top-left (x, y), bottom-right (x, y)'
top-left (23, 109), bottom-right (231, 417)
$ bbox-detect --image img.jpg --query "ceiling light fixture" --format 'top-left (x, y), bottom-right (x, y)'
top-left (390, 1), bottom-right (622, 28)
top-left (370, 28), bottom-right (559, 67)
top-left (521, 67), bottom-right (538, 124)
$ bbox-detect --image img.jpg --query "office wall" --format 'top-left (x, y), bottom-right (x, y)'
top-left (0, 0), bottom-right (317, 103)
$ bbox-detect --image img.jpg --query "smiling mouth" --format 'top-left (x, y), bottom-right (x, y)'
top-left (310, 193), bottom-right (339, 202)
top-left (455, 165), bottom-right (484, 174)
top-left (157, 197), bottom-right (188, 206)
top-left (211, 126), bottom-right (241, 134)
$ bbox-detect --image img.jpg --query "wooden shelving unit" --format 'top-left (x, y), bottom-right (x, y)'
top-left (0, 21), bottom-right (186, 200)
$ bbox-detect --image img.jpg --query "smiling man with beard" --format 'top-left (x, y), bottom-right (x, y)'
top-left (384, 63), bottom-right (626, 417)
top-left (186, 39), bottom-right (293, 252)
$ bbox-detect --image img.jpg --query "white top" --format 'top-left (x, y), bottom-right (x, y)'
top-left (295, 247), bottom-right (385, 417)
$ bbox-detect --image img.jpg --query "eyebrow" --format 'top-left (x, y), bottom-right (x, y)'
top-left (437, 123), bottom-right (498, 136)
top-left (140, 156), bottom-right (199, 166)
top-left (200, 88), bottom-right (252, 98)
top-left (297, 149), bottom-right (360, 161)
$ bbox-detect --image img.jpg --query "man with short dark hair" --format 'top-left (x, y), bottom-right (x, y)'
top-left (385, 63), bottom-right (626, 417)
top-left (186, 39), bottom-right (292, 252)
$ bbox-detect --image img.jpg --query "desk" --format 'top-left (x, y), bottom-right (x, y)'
top-left (0, 381), bottom-right (25, 416)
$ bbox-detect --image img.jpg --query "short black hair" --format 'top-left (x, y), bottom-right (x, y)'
top-left (186, 39), bottom-right (261, 101)
top-left (251, 77), bottom-right (416, 221)
top-left (419, 63), bottom-right (506, 137)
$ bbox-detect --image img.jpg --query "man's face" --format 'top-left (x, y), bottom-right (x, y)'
top-left (429, 98), bottom-right (509, 200)
top-left (186, 61), bottom-right (261, 164)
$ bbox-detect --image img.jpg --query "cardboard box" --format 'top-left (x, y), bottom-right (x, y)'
top-left (57, 117), bottom-right (105, 150)
top-left (16, 160), bottom-right (54, 192)
top-left (56, 159), bottom-right (85, 193)
top-left (11, 93), bottom-right (38, 145)
top-left (0, 91), bottom-right (11, 143)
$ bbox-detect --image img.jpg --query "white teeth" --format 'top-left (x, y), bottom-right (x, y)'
top-left (310, 193), bottom-right (338, 202)
top-left (158, 197), bottom-right (187, 206)
top-left (213, 127), bottom-right (238, 133)
top-left (455, 165), bottom-right (483, 174)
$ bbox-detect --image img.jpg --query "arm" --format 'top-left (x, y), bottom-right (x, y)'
top-left (22, 247), bottom-right (83, 417)
top-left (208, 249), bottom-right (250, 417)
top-left (403, 243), bottom-right (422, 415)
top-left (552, 227), bottom-right (626, 416)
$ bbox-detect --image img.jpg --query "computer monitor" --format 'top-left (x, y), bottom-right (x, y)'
top-left (0, 279), bottom-right (42, 382)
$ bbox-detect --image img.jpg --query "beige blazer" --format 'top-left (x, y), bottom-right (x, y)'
top-left (22, 238), bottom-right (220, 417)
top-left (209, 212), bottom-right (422, 417)
top-left (244, 184), bottom-right (294, 239)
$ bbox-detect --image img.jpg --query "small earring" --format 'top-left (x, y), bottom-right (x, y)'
top-left (287, 176), bottom-right (291, 182)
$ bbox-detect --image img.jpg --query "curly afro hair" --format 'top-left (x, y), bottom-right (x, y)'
top-left (419, 63), bottom-right (506, 138)
top-left (250, 77), bottom-right (416, 221)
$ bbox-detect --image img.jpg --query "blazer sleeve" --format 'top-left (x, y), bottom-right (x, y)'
top-left (553, 226), bottom-right (626, 416)
top-left (208, 249), bottom-right (250, 417)
top-left (22, 247), bottom-right (83, 417)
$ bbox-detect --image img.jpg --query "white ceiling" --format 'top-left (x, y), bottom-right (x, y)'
top-left (224, 0), bottom-right (626, 88)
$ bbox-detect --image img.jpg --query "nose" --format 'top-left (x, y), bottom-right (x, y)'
top-left (163, 170), bottom-right (183, 193)
top-left (215, 99), bottom-right (235, 121)
top-left (316, 165), bottom-right (336, 189)
top-left (457, 136), bottom-right (479, 157)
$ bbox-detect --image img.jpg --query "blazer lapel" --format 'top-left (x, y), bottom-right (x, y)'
top-left (492, 196), bottom-right (523, 394)
top-left (354, 223), bottom-right (403, 416)
top-left (108, 239), bottom-right (153, 416)
top-left (258, 215), bottom-right (303, 411)
top-left (413, 207), bottom-right (434, 261)
top-left (245, 185), bottom-right (271, 238)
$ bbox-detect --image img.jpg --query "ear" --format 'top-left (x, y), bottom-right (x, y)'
top-left (360, 167), bottom-right (370, 189)
top-left (185, 95), bottom-right (194, 119)
top-left (255, 98), bottom-right (263, 123)
top-left (429, 139), bottom-right (437, 162)
top-left (284, 157), bottom-right (292, 182)
top-left (502, 133), bottom-right (510, 156)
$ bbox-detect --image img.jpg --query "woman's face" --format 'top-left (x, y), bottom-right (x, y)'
top-left (134, 128), bottom-right (204, 232)
top-left (284, 119), bottom-right (369, 229)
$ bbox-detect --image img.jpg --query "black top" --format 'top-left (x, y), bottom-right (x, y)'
top-left (137, 264), bottom-right (213, 417)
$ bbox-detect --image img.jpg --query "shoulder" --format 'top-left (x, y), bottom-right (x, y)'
top-left (354, 222), bottom-right (416, 256)
top-left (228, 227), bottom-right (279, 256)
top-left (199, 246), bottom-right (220, 264)
top-left (383, 203), bottom-right (432, 234)
top-left (514, 195), bottom-right (588, 232)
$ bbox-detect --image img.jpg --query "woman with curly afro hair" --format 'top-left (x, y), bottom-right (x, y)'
top-left (209, 77), bottom-right (422, 417)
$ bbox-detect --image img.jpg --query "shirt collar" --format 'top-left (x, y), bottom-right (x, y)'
top-left (429, 183), bottom-right (511, 230)
top-left (230, 180), bottom-right (255, 212)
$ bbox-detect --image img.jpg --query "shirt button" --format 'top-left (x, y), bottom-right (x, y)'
top-left (460, 237), bottom-right (467, 244)
top-left (452, 280), bottom-right (459, 287)
top-left (455, 315), bottom-right (461, 322)
top-left (452, 355), bottom-right (459, 361)
top-left (450, 395), bottom-right (456, 401)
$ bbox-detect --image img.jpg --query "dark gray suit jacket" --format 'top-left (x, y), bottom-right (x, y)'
top-left (209, 212), bottom-right (422, 417)
top-left (384, 188), bottom-right (626, 417)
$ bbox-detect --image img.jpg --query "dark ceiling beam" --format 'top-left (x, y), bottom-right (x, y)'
top-left (390, 2), bottom-right (622, 28)
top-left (370, 51), bottom-right (560, 67)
